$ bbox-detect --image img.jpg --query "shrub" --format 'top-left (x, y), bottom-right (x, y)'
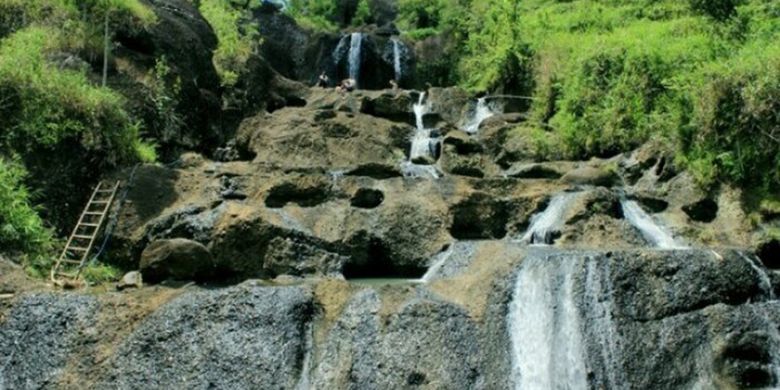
top-left (689, 0), bottom-right (743, 21)
top-left (0, 159), bottom-right (52, 257)
top-left (199, 0), bottom-right (259, 86)
top-left (0, 27), bottom-right (148, 163)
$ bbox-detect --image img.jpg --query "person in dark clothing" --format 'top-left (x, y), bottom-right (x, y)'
top-left (316, 72), bottom-right (329, 88)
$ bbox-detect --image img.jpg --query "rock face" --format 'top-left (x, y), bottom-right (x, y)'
top-left (140, 239), bottom-right (217, 282)
top-left (97, 284), bottom-right (314, 389)
top-left (2, 247), bottom-right (779, 389)
top-left (252, 9), bottom-right (416, 89)
top-left (114, 0), bottom-right (223, 156)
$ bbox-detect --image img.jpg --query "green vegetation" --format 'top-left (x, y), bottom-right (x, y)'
top-left (0, 0), bottom-right (158, 273)
top-left (198, 0), bottom-right (260, 86)
top-left (0, 159), bottom-right (51, 257)
top-left (398, 0), bottom-right (780, 196)
top-left (287, 0), bottom-right (339, 32)
top-left (81, 262), bottom-right (123, 284)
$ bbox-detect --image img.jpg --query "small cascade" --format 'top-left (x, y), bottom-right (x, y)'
top-left (348, 32), bottom-right (363, 84)
top-left (329, 170), bottom-right (345, 189)
top-left (402, 92), bottom-right (440, 179)
top-left (739, 252), bottom-right (776, 300)
top-left (295, 323), bottom-right (314, 390)
top-left (463, 97), bottom-right (496, 134)
top-left (391, 38), bottom-right (402, 81)
top-left (508, 255), bottom-right (588, 389)
top-left (421, 242), bottom-right (478, 282)
top-left (420, 245), bottom-right (454, 282)
top-left (520, 192), bottom-right (581, 245)
top-left (621, 199), bottom-right (684, 249)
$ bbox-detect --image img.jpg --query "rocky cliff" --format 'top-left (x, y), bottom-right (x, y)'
top-left (1, 81), bottom-right (778, 388)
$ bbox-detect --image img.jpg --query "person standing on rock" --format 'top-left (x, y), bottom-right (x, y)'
top-left (389, 79), bottom-right (399, 94)
top-left (316, 72), bottom-right (329, 88)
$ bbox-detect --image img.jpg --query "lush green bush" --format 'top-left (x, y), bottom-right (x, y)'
top-left (0, 27), bottom-right (149, 163)
top-left (199, 0), bottom-right (259, 86)
top-left (286, 0), bottom-right (339, 32)
top-left (678, 40), bottom-right (780, 189)
top-left (689, 0), bottom-right (743, 21)
top-left (0, 159), bottom-right (52, 261)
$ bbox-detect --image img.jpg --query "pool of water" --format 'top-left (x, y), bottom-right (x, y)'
top-left (348, 278), bottom-right (422, 287)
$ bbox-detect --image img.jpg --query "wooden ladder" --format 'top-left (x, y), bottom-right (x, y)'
top-left (50, 181), bottom-right (120, 286)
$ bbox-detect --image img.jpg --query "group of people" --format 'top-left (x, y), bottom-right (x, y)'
top-left (316, 72), bottom-right (355, 93)
top-left (315, 72), bottom-right (400, 94)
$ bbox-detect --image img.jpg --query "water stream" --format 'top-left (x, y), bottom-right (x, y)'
top-left (348, 33), bottom-right (363, 85)
top-left (739, 252), bottom-right (776, 300)
top-left (402, 92), bottom-right (440, 179)
top-left (391, 38), bottom-right (402, 81)
top-left (621, 199), bottom-right (685, 249)
top-left (508, 254), bottom-right (588, 389)
top-left (463, 97), bottom-right (495, 134)
top-left (520, 192), bottom-right (581, 245)
top-left (295, 323), bottom-right (314, 390)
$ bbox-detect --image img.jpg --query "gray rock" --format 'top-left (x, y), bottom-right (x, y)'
top-left (117, 271), bottom-right (143, 290)
top-left (561, 166), bottom-right (620, 187)
top-left (97, 284), bottom-right (314, 389)
top-left (0, 294), bottom-right (98, 389)
top-left (140, 239), bottom-right (217, 283)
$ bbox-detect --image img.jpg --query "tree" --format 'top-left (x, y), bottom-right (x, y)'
top-left (81, 0), bottom-right (156, 87)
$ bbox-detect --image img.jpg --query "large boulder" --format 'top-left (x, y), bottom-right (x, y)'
top-left (140, 238), bottom-right (217, 283)
top-left (98, 284), bottom-right (315, 389)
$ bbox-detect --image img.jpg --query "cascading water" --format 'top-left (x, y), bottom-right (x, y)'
top-left (508, 254), bottom-right (589, 389)
top-left (421, 245), bottom-right (454, 282)
top-left (520, 192), bottom-right (581, 245)
top-left (621, 199), bottom-right (684, 249)
top-left (295, 323), bottom-right (314, 390)
top-left (402, 92), bottom-right (440, 178)
top-left (420, 242), bottom-right (477, 282)
top-left (463, 97), bottom-right (495, 134)
top-left (739, 252), bottom-right (776, 299)
top-left (391, 38), bottom-right (402, 81)
top-left (348, 32), bottom-right (363, 84)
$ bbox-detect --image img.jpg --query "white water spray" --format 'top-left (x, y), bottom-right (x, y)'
top-left (295, 323), bottom-right (314, 390)
top-left (391, 38), bottom-right (402, 81)
top-left (464, 97), bottom-right (495, 134)
top-left (621, 199), bottom-right (684, 249)
top-left (421, 245), bottom-right (454, 282)
top-left (521, 192), bottom-right (581, 245)
top-left (508, 255), bottom-right (588, 389)
top-left (402, 92), bottom-right (440, 179)
top-left (739, 252), bottom-right (775, 300)
top-left (348, 33), bottom-right (363, 84)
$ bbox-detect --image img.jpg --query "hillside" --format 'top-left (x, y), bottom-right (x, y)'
top-left (1, 0), bottom-right (779, 389)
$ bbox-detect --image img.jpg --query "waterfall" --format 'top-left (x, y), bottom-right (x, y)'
top-left (402, 92), bottom-right (440, 179)
top-left (621, 199), bottom-right (684, 249)
top-left (392, 38), bottom-right (402, 81)
top-left (508, 254), bottom-right (588, 389)
top-left (421, 245), bottom-right (454, 282)
top-left (295, 323), bottom-right (314, 390)
top-left (463, 97), bottom-right (495, 134)
top-left (583, 260), bottom-right (627, 388)
top-left (348, 32), bottom-right (363, 84)
top-left (520, 192), bottom-right (581, 245)
top-left (739, 252), bottom-right (776, 300)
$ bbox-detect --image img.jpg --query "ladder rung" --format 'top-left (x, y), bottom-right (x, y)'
top-left (96, 189), bottom-right (114, 193)
top-left (91, 201), bottom-right (110, 204)
top-left (73, 234), bottom-right (93, 240)
top-left (60, 259), bottom-right (82, 265)
top-left (79, 223), bottom-right (100, 227)
top-left (84, 212), bottom-right (103, 216)
top-left (67, 246), bottom-right (89, 252)
top-left (56, 272), bottom-right (78, 278)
